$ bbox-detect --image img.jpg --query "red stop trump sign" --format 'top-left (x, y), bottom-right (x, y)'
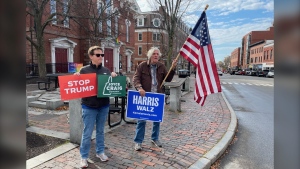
top-left (58, 73), bottom-right (97, 100)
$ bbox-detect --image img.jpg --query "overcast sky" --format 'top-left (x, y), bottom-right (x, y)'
top-left (136, 0), bottom-right (274, 62)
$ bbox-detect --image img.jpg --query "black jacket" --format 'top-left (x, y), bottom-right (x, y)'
top-left (80, 62), bottom-right (111, 108)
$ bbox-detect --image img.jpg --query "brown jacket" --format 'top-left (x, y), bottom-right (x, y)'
top-left (133, 61), bottom-right (175, 93)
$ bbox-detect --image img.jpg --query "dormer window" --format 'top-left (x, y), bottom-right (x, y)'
top-left (137, 17), bottom-right (144, 27)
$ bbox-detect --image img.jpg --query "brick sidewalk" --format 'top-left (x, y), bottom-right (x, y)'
top-left (28, 76), bottom-right (232, 169)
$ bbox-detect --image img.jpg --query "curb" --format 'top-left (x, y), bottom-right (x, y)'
top-left (188, 92), bottom-right (237, 169)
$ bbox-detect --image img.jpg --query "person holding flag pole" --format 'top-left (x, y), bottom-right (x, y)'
top-left (133, 47), bottom-right (178, 151)
top-left (161, 4), bottom-right (221, 106)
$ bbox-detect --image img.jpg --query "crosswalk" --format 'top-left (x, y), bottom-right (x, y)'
top-left (221, 82), bottom-right (273, 87)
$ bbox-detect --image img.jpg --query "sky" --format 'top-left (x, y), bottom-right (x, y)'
top-left (136, 0), bottom-right (274, 63)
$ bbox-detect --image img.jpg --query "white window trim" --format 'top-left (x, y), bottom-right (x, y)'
top-left (106, 0), bottom-right (112, 35)
top-left (97, 0), bottom-right (104, 33)
top-left (137, 17), bottom-right (144, 27)
top-left (138, 32), bottom-right (142, 41)
top-left (138, 46), bottom-right (142, 56)
top-left (63, 0), bottom-right (69, 28)
top-left (125, 19), bottom-right (131, 42)
top-left (114, 8), bottom-right (119, 36)
top-left (50, 0), bottom-right (57, 24)
top-left (152, 18), bottom-right (160, 27)
top-left (152, 33), bottom-right (160, 41)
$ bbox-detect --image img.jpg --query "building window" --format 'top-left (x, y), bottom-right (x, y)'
top-left (251, 58), bottom-right (253, 63)
top-left (106, 0), bottom-right (112, 36)
top-left (264, 51), bottom-right (266, 60)
top-left (152, 33), bottom-right (160, 41)
top-left (152, 18), bottom-right (161, 27)
top-left (114, 9), bottom-right (119, 36)
top-left (137, 18), bottom-right (144, 26)
top-left (138, 33), bottom-right (142, 41)
top-left (63, 0), bottom-right (69, 27)
top-left (125, 19), bottom-right (131, 42)
top-left (50, 0), bottom-right (57, 24)
top-left (97, 1), bottom-right (103, 32)
top-left (270, 49), bottom-right (273, 59)
top-left (267, 51), bottom-right (269, 60)
top-left (138, 46), bottom-right (142, 56)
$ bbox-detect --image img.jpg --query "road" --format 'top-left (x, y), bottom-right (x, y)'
top-left (218, 73), bottom-right (274, 169)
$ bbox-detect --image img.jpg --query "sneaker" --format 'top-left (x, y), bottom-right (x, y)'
top-left (134, 143), bottom-right (142, 151)
top-left (96, 153), bottom-right (108, 162)
top-left (151, 140), bottom-right (162, 147)
top-left (80, 159), bottom-right (88, 168)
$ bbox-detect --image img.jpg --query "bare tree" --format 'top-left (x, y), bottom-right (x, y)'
top-left (150, 0), bottom-right (194, 69)
top-left (69, 0), bottom-right (136, 45)
top-left (26, 0), bottom-right (70, 78)
top-left (217, 61), bottom-right (225, 70)
top-left (223, 56), bottom-right (231, 70)
top-left (26, 0), bottom-right (136, 77)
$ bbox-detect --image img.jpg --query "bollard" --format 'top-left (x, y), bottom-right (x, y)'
top-left (26, 91), bottom-right (29, 128)
top-left (69, 99), bottom-right (83, 144)
top-left (185, 77), bottom-right (190, 92)
top-left (169, 86), bottom-right (181, 112)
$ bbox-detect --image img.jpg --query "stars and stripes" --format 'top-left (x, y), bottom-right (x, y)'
top-left (179, 11), bottom-right (221, 106)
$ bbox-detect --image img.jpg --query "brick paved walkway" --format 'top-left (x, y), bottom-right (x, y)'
top-left (27, 76), bottom-right (232, 169)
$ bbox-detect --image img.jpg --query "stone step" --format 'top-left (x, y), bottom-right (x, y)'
top-left (29, 99), bottom-right (64, 110)
top-left (29, 101), bottom-right (47, 109)
top-left (27, 90), bottom-right (46, 96)
top-left (27, 95), bottom-right (39, 103)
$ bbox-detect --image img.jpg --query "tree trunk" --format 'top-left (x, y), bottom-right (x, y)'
top-left (166, 32), bottom-right (174, 69)
top-left (36, 42), bottom-right (47, 78)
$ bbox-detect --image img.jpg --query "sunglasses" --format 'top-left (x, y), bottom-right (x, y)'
top-left (94, 54), bottom-right (105, 57)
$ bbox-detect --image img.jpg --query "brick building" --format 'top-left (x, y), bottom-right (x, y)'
top-left (247, 40), bottom-right (274, 71)
top-left (133, 6), bottom-right (190, 70)
top-left (239, 26), bottom-right (274, 69)
top-left (26, 0), bottom-right (140, 76)
top-left (262, 40), bottom-right (274, 70)
top-left (230, 47), bottom-right (241, 70)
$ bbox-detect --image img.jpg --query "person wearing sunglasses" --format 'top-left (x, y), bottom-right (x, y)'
top-left (74, 46), bottom-right (117, 168)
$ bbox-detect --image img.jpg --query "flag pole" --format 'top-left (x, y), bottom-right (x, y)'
top-left (159, 53), bottom-right (181, 88)
top-left (160, 4), bottom-right (209, 89)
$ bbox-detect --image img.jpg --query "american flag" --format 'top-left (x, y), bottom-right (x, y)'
top-left (179, 11), bottom-right (221, 106)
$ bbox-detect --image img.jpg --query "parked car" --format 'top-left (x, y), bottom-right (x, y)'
top-left (245, 69), bottom-right (251, 75)
top-left (250, 69), bottom-right (257, 76)
top-left (256, 69), bottom-right (264, 77)
top-left (217, 70), bottom-right (223, 76)
top-left (229, 70), bottom-right (236, 75)
top-left (178, 69), bottom-right (190, 78)
top-left (240, 69), bottom-right (246, 75)
top-left (235, 69), bottom-right (246, 75)
top-left (262, 70), bottom-right (270, 77)
top-left (266, 70), bottom-right (274, 78)
top-left (235, 70), bottom-right (242, 75)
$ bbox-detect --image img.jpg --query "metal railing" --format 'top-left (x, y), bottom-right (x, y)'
top-left (26, 63), bottom-right (70, 76)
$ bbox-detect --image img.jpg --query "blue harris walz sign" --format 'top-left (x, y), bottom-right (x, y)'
top-left (126, 90), bottom-right (165, 122)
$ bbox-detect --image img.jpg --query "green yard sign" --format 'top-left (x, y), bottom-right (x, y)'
top-left (97, 75), bottom-right (126, 97)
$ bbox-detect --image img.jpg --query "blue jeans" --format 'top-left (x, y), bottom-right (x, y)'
top-left (80, 106), bottom-right (108, 159)
top-left (134, 120), bottom-right (160, 144)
